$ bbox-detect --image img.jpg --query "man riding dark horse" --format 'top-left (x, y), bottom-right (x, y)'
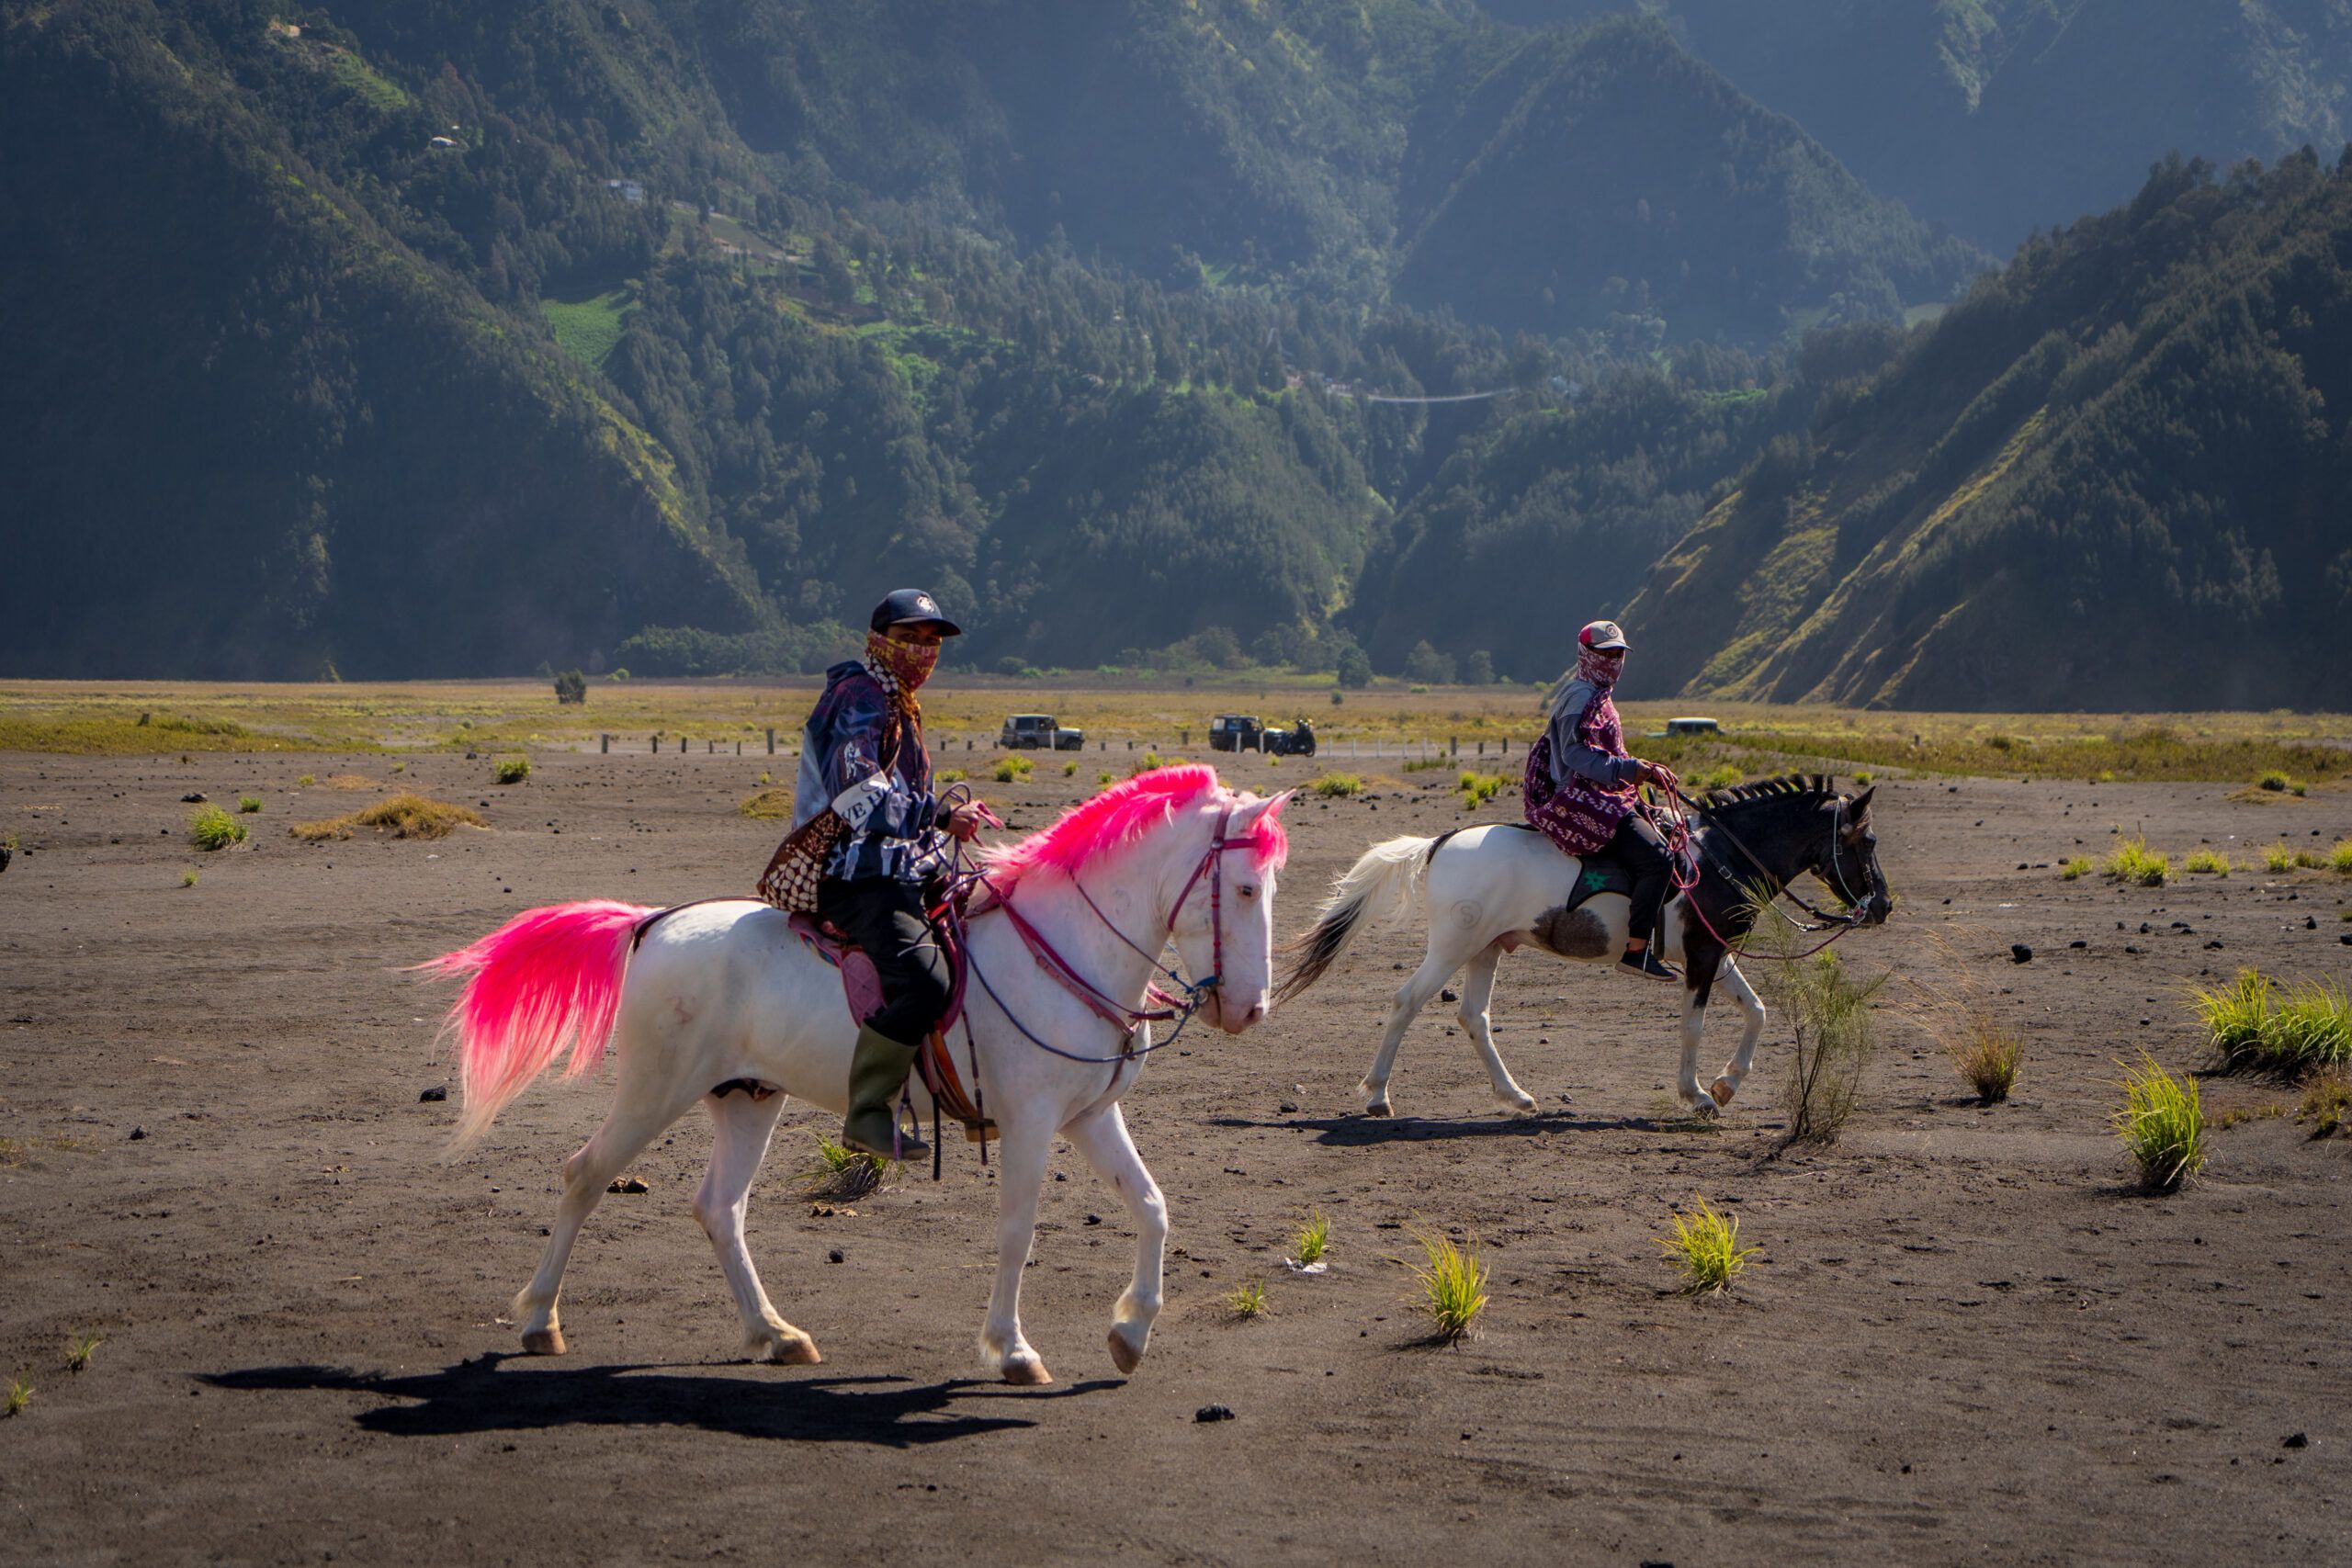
top-left (1522, 619), bottom-right (1683, 982)
top-left (787, 589), bottom-right (991, 1160)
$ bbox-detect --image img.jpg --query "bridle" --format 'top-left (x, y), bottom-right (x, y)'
top-left (948, 800), bottom-right (1261, 1066)
top-left (1652, 786), bottom-right (1875, 961)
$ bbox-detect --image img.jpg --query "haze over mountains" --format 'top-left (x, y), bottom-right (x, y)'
top-left (4, 0), bottom-right (2346, 706)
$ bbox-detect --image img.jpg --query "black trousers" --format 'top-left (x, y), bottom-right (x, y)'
top-left (816, 875), bottom-right (952, 1044)
top-left (1603, 812), bottom-right (1673, 949)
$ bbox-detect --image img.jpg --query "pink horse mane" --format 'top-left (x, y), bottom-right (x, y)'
top-left (980, 763), bottom-right (1287, 892)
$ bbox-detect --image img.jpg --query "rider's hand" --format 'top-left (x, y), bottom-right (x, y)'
top-left (1637, 760), bottom-right (1680, 794)
top-left (944, 800), bottom-right (993, 841)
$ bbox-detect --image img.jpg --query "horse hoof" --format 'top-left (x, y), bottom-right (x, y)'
top-left (1002, 1356), bottom-right (1055, 1387)
top-left (1708, 1077), bottom-right (1736, 1108)
top-left (1499, 1090), bottom-right (1537, 1113)
top-left (753, 1330), bottom-right (822, 1366)
top-left (1363, 1098), bottom-right (1393, 1118)
top-left (521, 1327), bottom-right (567, 1356)
top-left (1107, 1326), bottom-right (1146, 1375)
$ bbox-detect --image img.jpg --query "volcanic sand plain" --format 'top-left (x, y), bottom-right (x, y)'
top-left (1, 734), bottom-right (2347, 1565)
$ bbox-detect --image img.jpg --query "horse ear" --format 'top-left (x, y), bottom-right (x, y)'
top-left (1849, 784), bottom-right (1876, 816)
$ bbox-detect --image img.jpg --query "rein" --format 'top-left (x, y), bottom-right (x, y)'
top-left (1649, 786), bottom-right (1865, 963)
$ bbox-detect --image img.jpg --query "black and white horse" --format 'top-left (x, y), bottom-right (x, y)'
top-left (1277, 776), bottom-right (1892, 1117)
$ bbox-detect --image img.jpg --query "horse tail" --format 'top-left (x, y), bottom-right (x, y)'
top-left (413, 900), bottom-right (657, 1146)
top-left (1275, 834), bottom-right (1438, 1004)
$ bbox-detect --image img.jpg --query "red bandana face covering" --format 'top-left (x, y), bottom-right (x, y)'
top-left (865, 630), bottom-right (939, 694)
top-left (1577, 644), bottom-right (1623, 687)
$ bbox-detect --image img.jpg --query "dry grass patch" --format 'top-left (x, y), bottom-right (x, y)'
top-left (293, 793), bottom-right (485, 842)
top-left (324, 773), bottom-right (378, 790)
top-left (2299, 1066), bottom-right (2352, 1139)
top-left (738, 786), bottom-right (794, 819)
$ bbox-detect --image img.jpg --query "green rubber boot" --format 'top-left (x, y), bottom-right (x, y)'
top-left (842, 1024), bottom-right (929, 1160)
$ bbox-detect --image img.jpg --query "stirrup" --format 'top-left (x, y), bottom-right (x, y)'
top-left (1619, 949), bottom-right (1680, 982)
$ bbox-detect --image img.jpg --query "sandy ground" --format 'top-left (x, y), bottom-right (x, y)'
top-left (1, 746), bottom-right (2346, 1566)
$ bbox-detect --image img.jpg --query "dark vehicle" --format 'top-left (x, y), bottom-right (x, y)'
top-left (1000, 714), bottom-right (1085, 750)
top-left (1264, 718), bottom-right (1317, 757)
top-left (1208, 715), bottom-right (1263, 752)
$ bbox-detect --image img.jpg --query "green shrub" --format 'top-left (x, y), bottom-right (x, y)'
top-left (1224, 1280), bottom-right (1271, 1320)
top-left (1747, 931), bottom-right (1885, 1144)
top-left (2330, 839), bottom-right (2352, 874)
top-left (1313, 773), bottom-right (1363, 797)
top-left (1691, 762), bottom-right (1744, 793)
top-left (493, 757), bottom-right (531, 785)
top-left (2060, 855), bottom-right (2095, 879)
top-left (236, 795), bottom-right (262, 814)
top-left (938, 767), bottom-right (967, 784)
top-left (2262, 841), bottom-right (2296, 872)
top-left (2256, 769), bottom-right (2294, 792)
top-left (1062, 761), bottom-right (1079, 776)
top-left (1655, 1197), bottom-right (1760, 1293)
top-left (992, 755), bottom-right (1034, 784)
top-left (1457, 771), bottom-right (1508, 808)
top-left (2104, 836), bottom-right (2167, 886)
top-left (2184, 849), bottom-right (2229, 875)
top-left (179, 868), bottom-right (198, 888)
top-left (2113, 1051), bottom-right (2206, 1191)
top-left (188, 805), bottom-right (247, 851)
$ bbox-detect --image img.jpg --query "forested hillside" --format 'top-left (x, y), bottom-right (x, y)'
top-left (0, 0), bottom-right (1978, 680)
top-left (1614, 153), bottom-right (2352, 711)
top-left (1489, 0), bottom-right (2352, 252)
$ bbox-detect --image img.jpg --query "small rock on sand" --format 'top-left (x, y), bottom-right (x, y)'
top-left (1195, 1404), bottom-right (1236, 1423)
top-left (418, 1085), bottom-right (447, 1102)
top-left (2010, 944), bottom-right (2033, 964)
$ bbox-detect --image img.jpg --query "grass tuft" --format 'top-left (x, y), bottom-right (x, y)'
top-left (4, 1376), bottom-right (28, 1417)
top-left (236, 795), bottom-right (263, 814)
top-left (293, 794), bottom-right (486, 842)
top-left (2183, 848), bottom-right (2229, 875)
top-left (187, 805), bottom-right (247, 851)
top-left (2256, 769), bottom-right (2295, 793)
top-left (2104, 836), bottom-right (2167, 886)
top-left (1293, 1209), bottom-right (1330, 1267)
top-left (1655, 1197), bottom-right (1760, 1293)
top-left (2262, 841), bottom-right (2296, 872)
top-left (1313, 772), bottom-right (1363, 797)
top-left (2113, 1051), bottom-right (2207, 1192)
top-left (2197, 968), bottom-right (2352, 1076)
top-left (2060, 855), bottom-right (2094, 879)
top-left (802, 1134), bottom-right (892, 1198)
top-left (65, 1332), bottom-right (99, 1373)
top-left (1747, 919), bottom-right (1885, 1145)
top-left (297, 773), bottom-right (316, 786)
top-left (1225, 1280), bottom-right (1271, 1319)
top-left (738, 786), bottom-right (794, 820)
top-left (2331, 839), bottom-right (2352, 874)
top-left (2299, 1066), bottom-right (2351, 1139)
top-left (492, 757), bottom-right (530, 785)
top-left (1946, 1019), bottom-right (2024, 1104)
top-left (992, 755), bottom-right (1035, 784)
top-left (1407, 1226), bottom-right (1488, 1342)
top-left (179, 868), bottom-right (198, 888)
top-left (1457, 771), bottom-right (1508, 809)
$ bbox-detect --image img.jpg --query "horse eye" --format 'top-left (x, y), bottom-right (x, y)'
top-left (1238, 884), bottom-right (1260, 898)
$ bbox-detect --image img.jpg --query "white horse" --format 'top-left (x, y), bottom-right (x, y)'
top-left (421, 765), bottom-right (1294, 1386)
top-left (1276, 777), bottom-right (1890, 1118)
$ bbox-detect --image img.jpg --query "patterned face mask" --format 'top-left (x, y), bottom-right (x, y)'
top-left (1577, 643), bottom-right (1623, 687)
top-left (865, 629), bottom-right (940, 694)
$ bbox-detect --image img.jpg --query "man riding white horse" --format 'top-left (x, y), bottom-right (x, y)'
top-left (786, 588), bottom-right (992, 1161)
top-left (1524, 619), bottom-right (1683, 981)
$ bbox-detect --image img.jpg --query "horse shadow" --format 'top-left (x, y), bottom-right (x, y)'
top-left (1209, 1110), bottom-right (1707, 1146)
top-left (202, 1354), bottom-right (1117, 1448)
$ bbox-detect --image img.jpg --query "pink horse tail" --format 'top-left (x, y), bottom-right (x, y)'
top-left (413, 900), bottom-right (656, 1145)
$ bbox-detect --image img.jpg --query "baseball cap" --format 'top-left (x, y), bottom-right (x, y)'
top-left (1577, 619), bottom-right (1629, 651)
top-left (869, 588), bottom-right (962, 636)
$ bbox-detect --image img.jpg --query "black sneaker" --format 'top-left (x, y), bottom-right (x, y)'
top-left (1619, 949), bottom-right (1680, 983)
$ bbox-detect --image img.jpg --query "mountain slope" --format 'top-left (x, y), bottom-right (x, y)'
top-left (1488, 1), bottom-right (2352, 252)
top-left (1619, 152), bottom-right (2352, 711)
top-left (0, 0), bottom-right (762, 678)
top-left (1397, 16), bottom-right (1987, 339)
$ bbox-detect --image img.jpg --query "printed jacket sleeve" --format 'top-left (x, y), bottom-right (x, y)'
top-left (1544, 679), bottom-right (1641, 789)
top-left (819, 681), bottom-right (937, 840)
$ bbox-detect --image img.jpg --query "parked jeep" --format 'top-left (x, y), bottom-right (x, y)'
top-left (1208, 714), bottom-right (1263, 752)
top-left (1001, 714), bottom-right (1085, 750)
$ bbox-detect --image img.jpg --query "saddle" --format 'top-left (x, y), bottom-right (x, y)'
top-left (1502, 819), bottom-right (1696, 913)
top-left (784, 912), bottom-right (995, 1145)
